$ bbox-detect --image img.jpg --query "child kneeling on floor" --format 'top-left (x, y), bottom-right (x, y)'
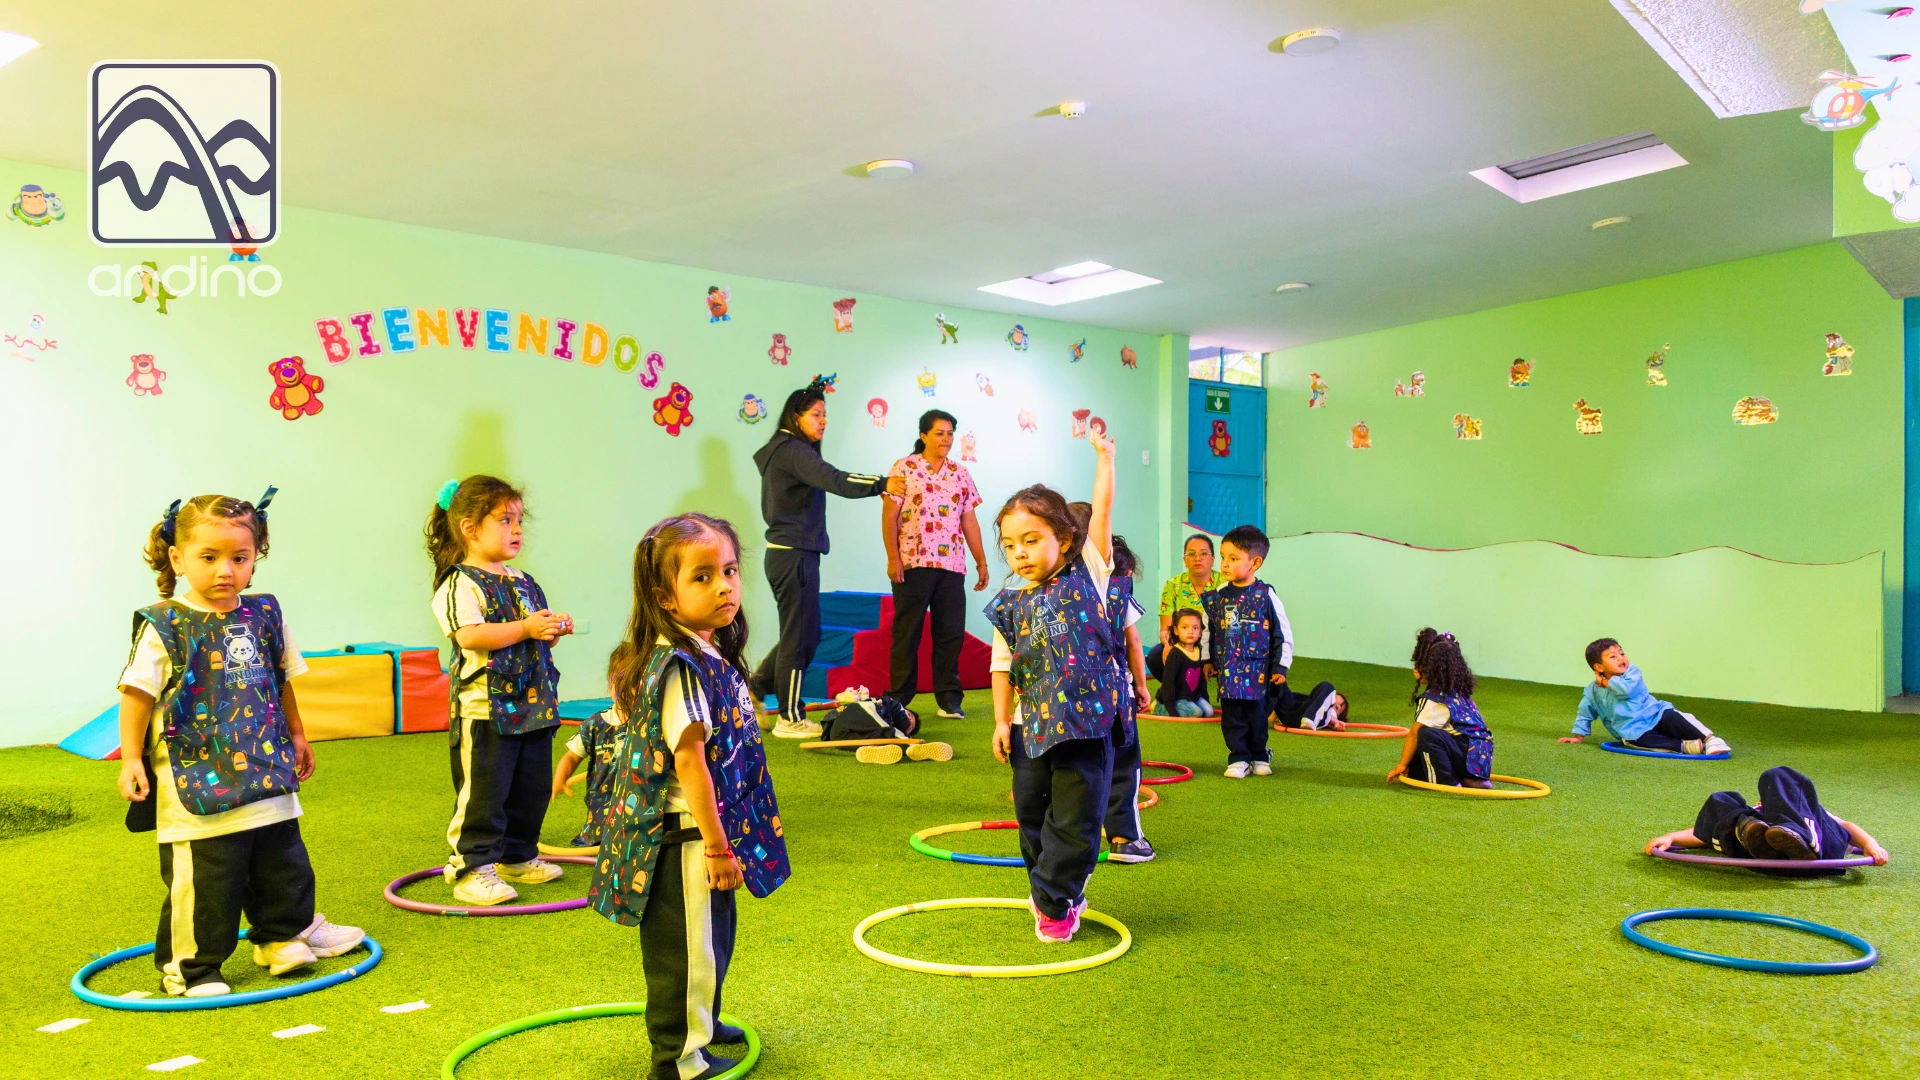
top-left (817, 690), bottom-right (953, 764)
top-left (1155, 609), bottom-right (1213, 718)
top-left (589, 513), bottom-right (789, 1080)
top-left (1388, 629), bottom-right (1494, 789)
top-left (116, 491), bottom-right (362, 998)
top-left (987, 428), bottom-right (1124, 943)
top-left (1560, 638), bottom-right (1729, 756)
top-left (1648, 766), bottom-right (1888, 870)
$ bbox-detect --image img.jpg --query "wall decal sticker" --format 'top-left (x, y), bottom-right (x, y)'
top-left (1646, 343), bottom-right (1669, 386)
top-left (976, 372), bottom-right (993, 396)
top-left (131, 262), bottom-right (175, 314)
top-left (637, 351), bottom-right (665, 389)
top-left (1348, 420), bottom-right (1371, 449)
top-left (1507, 359), bottom-right (1533, 387)
top-left (768, 333), bottom-right (792, 366)
top-left (1802, 70), bottom-right (1896, 131)
top-left (1573, 398), bottom-right (1604, 434)
top-left (1453, 413), bottom-right (1483, 440)
top-left (961, 430), bottom-right (978, 460)
top-left (706, 285), bottom-right (731, 322)
top-left (1208, 419), bottom-right (1232, 457)
top-left (1823, 333), bottom-right (1854, 376)
top-left (1071, 408), bottom-right (1090, 439)
top-left (832, 297), bottom-right (856, 332)
top-left (1007, 324), bottom-right (1030, 351)
top-left (8, 184), bottom-right (64, 226)
top-left (5, 313), bottom-right (56, 361)
top-left (1308, 371), bottom-right (1328, 407)
top-left (917, 368), bottom-right (937, 396)
top-left (1017, 409), bottom-right (1038, 431)
top-left (936, 312), bottom-right (958, 344)
top-left (267, 356), bottom-right (323, 419)
top-left (128, 354), bottom-right (168, 397)
top-left (1393, 371), bottom-right (1426, 397)
top-left (867, 397), bottom-right (889, 428)
top-left (1120, 344), bottom-right (1138, 369)
top-left (1733, 396), bottom-right (1779, 425)
top-left (738, 393), bottom-right (768, 423)
top-left (1070, 338), bottom-right (1085, 362)
top-left (654, 382), bottom-right (695, 434)
top-left (1089, 416), bottom-right (1107, 438)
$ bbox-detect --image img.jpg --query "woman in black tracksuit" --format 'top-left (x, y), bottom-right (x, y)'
top-left (750, 377), bottom-right (904, 736)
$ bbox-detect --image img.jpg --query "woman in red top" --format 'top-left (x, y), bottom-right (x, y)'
top-left (881, 410), bottom-right (988, 718)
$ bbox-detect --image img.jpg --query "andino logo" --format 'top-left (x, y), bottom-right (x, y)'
top-left (89, 61), bottom-right (279, 247)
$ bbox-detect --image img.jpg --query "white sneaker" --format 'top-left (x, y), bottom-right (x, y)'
top-left (252, 937), bottom-right (318, 976)
top-left (1223, 762), bottom-right (1251, 779)
top-left (1704, 736), bottom-right (1730, 755)
top-left (182, 981), bottom-right (231, 998)
top-left (452, 864), bottom-right (518, 906)
top-left (855, 743), bottom-right (904, 764)
top-left (297, 914), bottom-right (366, 958)
top-left (497, 858), bottom-right (564, 884)
top-left (1250, 761), bottom-right (1273, 776)
top-left (1682, 739), bottom-right (1705, 756)
top-left (772, 717), bottom-right (823, 739)
top-left (906, 742), bottom-right (954, 762)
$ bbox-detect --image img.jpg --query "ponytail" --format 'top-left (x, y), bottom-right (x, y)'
top-left (425, 475), bottom-right (526, 588)
top-left (913, 409), bottom-right (958, 456)
top-left (612, 514), bottom-right (751, 721)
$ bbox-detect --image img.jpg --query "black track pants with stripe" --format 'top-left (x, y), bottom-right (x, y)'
top-left (447, 719), bottom-right (556, 874)
top-left (155, 817), bottom-right (314, 993)
top-left (751, 548), bottom-right (821, 724)
top-left (1104, 726), bottom-right (1146, 844)
top-left (641, 823), bottom-right (738, 1080)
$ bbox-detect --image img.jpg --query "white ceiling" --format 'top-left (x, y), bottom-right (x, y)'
top-left (0, 0), bottom-right (1834, 350)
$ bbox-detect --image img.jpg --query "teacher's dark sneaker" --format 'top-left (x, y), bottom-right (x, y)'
top-left (1766, 823), bottom-right (1820, 860)
top-left (936, 701), bottom-right (966, 719)
top-left (772, 717), bottom-right (823, 739)
top-left (1109, 838), bottom-right (1156, 863)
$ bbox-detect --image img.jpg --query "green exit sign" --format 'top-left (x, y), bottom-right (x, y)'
top-left (1204, 387), bottom-right (1231, 414)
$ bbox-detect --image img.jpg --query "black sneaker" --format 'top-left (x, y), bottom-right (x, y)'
top-left (936, 701), bottom-right (966, 719)
top-left (712, 1022), bottom-right (746, 1044)
top-left (693, 1052), bottom-right (739, 1079)
top-left (1109, 838), bottom-right (1156, 863)
top-left (1765, 823), bottom-right (1818, 860)
top-left (1736, 815), bottom-right (1774, 858)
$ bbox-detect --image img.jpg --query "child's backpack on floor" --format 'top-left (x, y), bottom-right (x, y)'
top-left (819, 697), bottom-right (919, 741)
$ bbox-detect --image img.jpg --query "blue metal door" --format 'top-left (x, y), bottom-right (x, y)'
top-left (1188, 380), bottom-right (1265, 535)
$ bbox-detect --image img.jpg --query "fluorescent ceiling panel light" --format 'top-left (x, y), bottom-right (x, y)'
top-left (1608, 0), bottom-right (1846, 117)
top-left (0, 31), bottom-right (39, 70)
top-left (1471, 133), bottom-right (1687, 203)
top-left (978, 262), bottom-right (1161, 305)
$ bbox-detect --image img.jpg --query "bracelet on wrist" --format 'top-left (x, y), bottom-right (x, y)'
top-left (704, 848), bottom-right (735, 859)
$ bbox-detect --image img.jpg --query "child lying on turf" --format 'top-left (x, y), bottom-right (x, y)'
top-left (551, 700), bottom-right (624, 849)
top-left (1387, 629), bottom-right (1493, 789)
top-left (1560, 638), bottom-right (1729, 756)
top-left (1270, 681), bottom-right (1348, 731)
top-left (816, 690), bottom-right (953, 764)
top-left (1647, 766), bottom-right (1888, 869)
top-left (1155, 609), bottom-right (1213, 718)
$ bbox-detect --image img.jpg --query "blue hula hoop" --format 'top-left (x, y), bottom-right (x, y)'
top-left (72, 929), bottom-right (382, 1010)
top-left (1600, 741), bottom-right (1730, 761)
top-left (1620, 908), bottom-right (1876, 975)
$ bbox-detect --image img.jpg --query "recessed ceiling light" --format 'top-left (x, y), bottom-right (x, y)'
top-left (1270, 28), bottom-right (1341, 56)
top-left (0, 30), bottom-right (39, 70)
top-left (1059, 101), bottom-right (1087, 119)
top-left (979, 261), bottom-right (1162, 306)
top-left (1471, 132), bottom-right (1686, 203)
top-left (1273, 282), bottom-right (1311, 293)
top-left (864, 159), bottom-right (914, 178)
top-left (1591, 216), bottom-right (1633, 230)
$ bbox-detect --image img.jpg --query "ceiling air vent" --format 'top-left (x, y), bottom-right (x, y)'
top-left (1471, 132), bottom-right (1687, 204)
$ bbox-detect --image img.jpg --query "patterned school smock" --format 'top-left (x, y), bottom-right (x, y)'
top-left (444, 565), bottom-right (561, 736)
top-left (570, 709), bottom-right (624, 847)
top-left (131, 595), bottom-right (298, 816)
top-left (1424, 692), bottom-right (1494, 782)
top-left (1104, 575), bottom-right (1142, 749)
top-left (589, 645), bottom-right (790, 926)
top-left (1202, 584), bottom-right (1283, 700)
top-left (984, 555), bottom-right (1125, 758)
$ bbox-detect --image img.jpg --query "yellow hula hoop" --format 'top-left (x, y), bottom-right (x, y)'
top-left (797, 738), bottom-right (924, 750)
top-left (852, 897), bottom-right (1131, 977)
top-left (1395, 773), bottom-right (1550, 799)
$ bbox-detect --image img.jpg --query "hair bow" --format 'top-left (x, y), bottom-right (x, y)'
top-left (254, 485), bottom-right (278, 519)
top-left (436, 479), bottom-right (461, 511)
top-left (159, 498), bottom-right (183, 543)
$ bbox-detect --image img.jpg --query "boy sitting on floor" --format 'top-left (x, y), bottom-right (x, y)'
top-left (1560, 638), bottom-right (1729, 756)
top-left (1647, 765), bottom-right (1888, 870)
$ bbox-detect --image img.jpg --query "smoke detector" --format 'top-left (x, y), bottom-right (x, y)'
top-left (1591, 216), bottom-right (1633, 230)
top-left (1271, 28), bottom-right (1341, 56)
top-left (864, 159), bottom-right (915, 178)
top-left (1059, 101), bottom-right (1087, 119)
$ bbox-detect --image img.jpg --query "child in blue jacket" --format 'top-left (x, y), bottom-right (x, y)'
top-left (1560, 638), bottom-right (1730, 756)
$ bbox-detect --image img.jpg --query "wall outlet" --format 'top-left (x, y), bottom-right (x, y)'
top-left (1142, 450), bottom-right (1151, 466)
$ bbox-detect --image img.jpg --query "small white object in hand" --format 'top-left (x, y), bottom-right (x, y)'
top-left (273, 1024), bottom-right (325, 1039)
top-left (38, 1018), bottom-right (90, 1034)
top-left (147, 1057), bottom-right (203, 1072)
top-left (380, 1000), bottom-right (430, 1014)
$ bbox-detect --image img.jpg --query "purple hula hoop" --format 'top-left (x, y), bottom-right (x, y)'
top-left (384, 855), bottom-right (595, 915)
top-left (1649, 846), bottom-right (1875, 872)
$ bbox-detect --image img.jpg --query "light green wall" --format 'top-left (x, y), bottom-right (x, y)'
top-left (1266, 242), bottom-right (1903, 703)
top-left (0, 157), bottom-right (1178, 748)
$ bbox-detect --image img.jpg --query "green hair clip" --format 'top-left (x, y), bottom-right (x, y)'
top-left (436, 479), bottom-right (460, 511)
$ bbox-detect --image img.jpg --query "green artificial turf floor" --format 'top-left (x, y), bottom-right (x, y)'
top-left (3, 657), bottom-right (1917, 1079)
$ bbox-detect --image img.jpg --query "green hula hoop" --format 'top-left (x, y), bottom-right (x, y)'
top-left (443, 1001), bottom-right (759, 1080)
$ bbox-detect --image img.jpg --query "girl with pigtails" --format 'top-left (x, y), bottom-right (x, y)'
top-left (589, 513), bottom-right (788, 1080)
top-left (1388, 628), bottom-right (1495, 789)
top-left (425, 475), bottom-right (574, 906)
top-left (115, 488), bottom-right (363, 998)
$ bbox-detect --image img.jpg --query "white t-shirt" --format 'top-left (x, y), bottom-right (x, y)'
top-left (118, 588), bottom-right (308, 843)
top-left (989, 541), bottom-right (1115, 725)
top-left (656, 633), bottom-right (754, 814)
top-left (432, 565), bottom-right (534, 722)
top-left (1415, 700), bottom-right (1451, 729)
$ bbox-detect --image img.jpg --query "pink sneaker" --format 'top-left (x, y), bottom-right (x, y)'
top-left (1031, 898), bottom-right (1085, 944)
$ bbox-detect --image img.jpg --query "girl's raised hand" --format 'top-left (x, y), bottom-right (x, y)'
top-left (1087, 426), bottom-right (1115, 457)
